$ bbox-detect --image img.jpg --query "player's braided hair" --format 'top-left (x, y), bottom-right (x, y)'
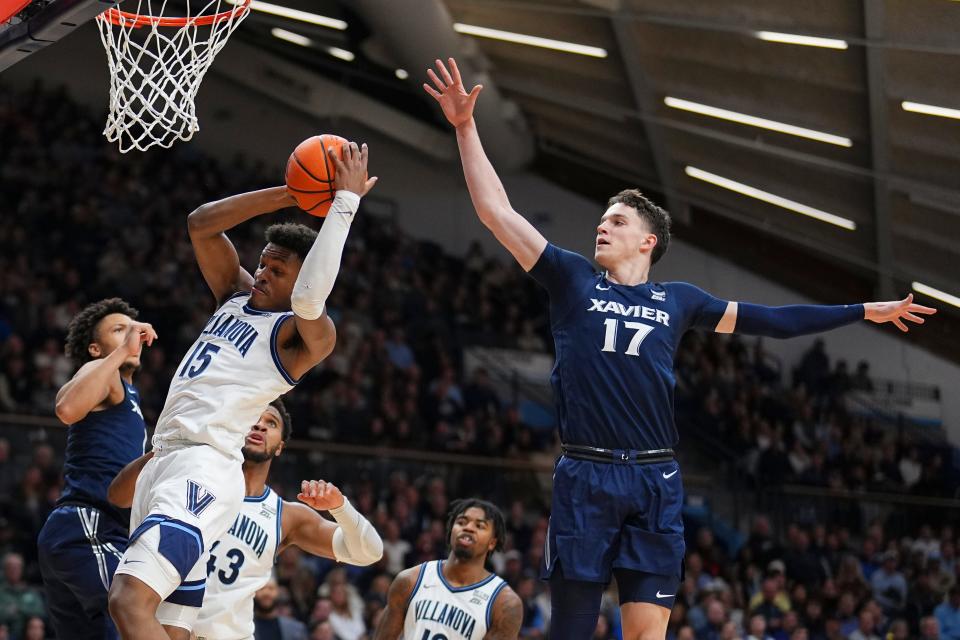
top-left (270, 397), bottom-right (292, 442)
top-left (607, 189), bottom-right (672, 264)
top-left (445, 498), bottom-right (506, 562)
top-left (64, 298), bottom-right (139, 366)
top-left (265, 223), bottom-right (318, 261)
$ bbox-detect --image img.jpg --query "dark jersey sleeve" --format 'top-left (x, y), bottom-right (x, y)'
top-left (528, 243), bottom-right (597, 322)
top-left (667, 282), bottom-right (729, 332)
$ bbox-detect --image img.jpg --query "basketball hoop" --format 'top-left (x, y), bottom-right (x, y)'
top-left (95, 0), bottom-right (251, 152)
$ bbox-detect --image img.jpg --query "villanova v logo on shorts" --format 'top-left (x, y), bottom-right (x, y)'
top-left (186, 480), bottom-right (217, 517)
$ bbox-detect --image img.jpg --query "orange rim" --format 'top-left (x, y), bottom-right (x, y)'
top-left (99, 0), bottom-right (249, 28)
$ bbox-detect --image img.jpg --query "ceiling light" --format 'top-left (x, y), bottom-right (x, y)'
top-left (395, 69), bottom-right (409, 80)
top-left (665, 97), bottom-right (852, 147)
top-left (326, 46), bottom-right (355, 62)
top-left (756, 31), bottom-right (848, 49)
top-left (684, 166), bottom-right (857, 231)
top-left (270, 27), bottom-right (311, 47)
top-left (453, 23), bottom-right (607, 58)
top-left (227, 0), bottom-right (347, 29)
top-left (901, 101), bottom-right (960, 121)
top-left (912, 282), bottom-right (960, 309)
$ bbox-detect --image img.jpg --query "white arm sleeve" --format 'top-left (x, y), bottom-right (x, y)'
top-left (290, 190), bottom-right (361, 320)
top-left (329, 497), bottom-right (383, 566)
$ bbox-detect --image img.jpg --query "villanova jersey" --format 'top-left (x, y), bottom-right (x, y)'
top-left (153, 293), bottom-right (298, 459)
top-left (403, 560), bottom-right (507, 640)
top-left (58, 379), bottom-right (146, 525)
top-left (528, 244), bottom-right (728, 451)
top-left (194, 487), bottom-right (283, 640)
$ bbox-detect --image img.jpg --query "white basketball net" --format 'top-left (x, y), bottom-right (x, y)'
top-left (95, 0), bottom-right (250, 152)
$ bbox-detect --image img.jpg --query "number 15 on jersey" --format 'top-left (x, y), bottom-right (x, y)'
top-left (179, 341), bottom-right (221, 379)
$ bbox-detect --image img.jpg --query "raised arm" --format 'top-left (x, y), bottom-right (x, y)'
top-left (713, 294), bottom-right (936, 337)
top-left (424, 58), bottom-right (547, 272)
top-left (55, 321), bottom-right (156, 425)
top-left (278, 143), bottom-right (378, 380)
top-left (187, 187), bottom-right (296, 304)
top-left (484, 587), bottom-right (523, 640)
top-left (283, 480), bottom-right (382, 565)
top-left (372, 566), bottom-right (422, 640)
top-left (107, 451), bottom-right (154, 508)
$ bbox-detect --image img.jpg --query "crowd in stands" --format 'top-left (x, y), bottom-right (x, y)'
top-left (675, 333), bottom-right (956, 497)
top-left (1, 84), bottom-right (959, 639)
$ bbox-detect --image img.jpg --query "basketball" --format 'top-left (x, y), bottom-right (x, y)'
top-left (285, 134), bottom-right (348, 217)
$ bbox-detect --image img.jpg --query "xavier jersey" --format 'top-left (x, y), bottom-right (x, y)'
top-left (528, 244), bottom-right (728, 451)
top-left (58, 379), bottom-right (146, 525)
top-left (153, 293), bottom-right (299, 459)
top-left (404, 560), bottom-right (507, 640)
top-left (194, 486), bottom-right (283, 640)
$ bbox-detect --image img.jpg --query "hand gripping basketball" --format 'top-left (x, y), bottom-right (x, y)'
top-left (285, 135), bottom-right (377, 217)
top-left (328, 141), bottom-right (377, 197)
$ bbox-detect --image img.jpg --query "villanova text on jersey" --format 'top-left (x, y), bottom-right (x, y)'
top-left (224, 512), bottom-right (270, 558)
top-left (199, 312), bottom-right (259, 357)
top-left (413, 599), bottom-right (478, 639)
top-left (528, 243), bottom-right (728, 451)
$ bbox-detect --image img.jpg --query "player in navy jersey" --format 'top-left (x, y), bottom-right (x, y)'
top-left (424, 57), bottom-right (937, 639)
top-left (36, 298), bottom-right (156, 640)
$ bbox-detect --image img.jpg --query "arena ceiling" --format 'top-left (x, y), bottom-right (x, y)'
top-left (3, 0), bottom-right (959, 361)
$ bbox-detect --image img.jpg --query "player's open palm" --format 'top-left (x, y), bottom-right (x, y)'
top-left (864, 293), bottom-right (936, 332)
top-left (298, 479), bottom-right (345, 511)
top-left (122, 321), bottom-right (157, 356)
top-left (423, 57), bottom-right (483, 128)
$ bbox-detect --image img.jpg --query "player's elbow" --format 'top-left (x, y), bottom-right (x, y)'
top-left (355, 538), bottom-right (383, 567)
top-left (106, 480), bottom-right (130, 509)
top-left (290, 291), bottom-right (325, 321)
top-left (186, 203), bottom-right (213, 236)
top-left (476, 204), bottom-right (510, 228)
top-left (54, 400), bottom-right (82, 425)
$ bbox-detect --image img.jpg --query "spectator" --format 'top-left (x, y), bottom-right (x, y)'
top-left (922, 616), bottom-right (942, 640)
top-left (253, 576), bottom-right (308, 640)
top-left (516, 575), bottom-right (546, 638)
top-left (750, 577), bottom-right (789, 633)
top-left (887, 618), bottom-right (910, 640)
top-left (0, 552), bottom-right (44, 639)
top-left (935, 587), bottom-right (960, 640)
top-left (851, 361), bottom-right (874, 392)
top-left (381, 521), bottom-right (412, 576)
top-left (747, 613), bottom-right (774, 640)
top-left (20, 615), bottom-right (44, 640)
top-left (871, 551), bottom-right (908, 616)
top-left (328, 583), bottom-right (365, 640)
top-left (309, 620), bottom-right (335, 640)
top-left (849, 609), bottom-right (881, 640)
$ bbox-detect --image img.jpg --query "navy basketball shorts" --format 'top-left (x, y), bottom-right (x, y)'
top-left (37, 504), bottom-right (128, 640)
top-left (541, 456), bottom-right (684, 606)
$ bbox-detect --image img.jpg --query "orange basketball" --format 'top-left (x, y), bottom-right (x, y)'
top-left (285, 134), bottom-right (348, 217)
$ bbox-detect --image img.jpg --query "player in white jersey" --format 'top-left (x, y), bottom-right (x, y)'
top-left (109, 399), bottom-right (383, 640)
top-left (108, 142), bottom-right (379, 640)
top-left (374, 499), bottom-right (522, 640)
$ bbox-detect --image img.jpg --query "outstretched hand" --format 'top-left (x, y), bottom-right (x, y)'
top-left (864, 294), bottom-right (936, 332)
top-left (423, 57), bottom-right (483, 129)
top-left (328, 141), bottom-right (378, 196)
top-left (297, 479), bottom-right (345, 511)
